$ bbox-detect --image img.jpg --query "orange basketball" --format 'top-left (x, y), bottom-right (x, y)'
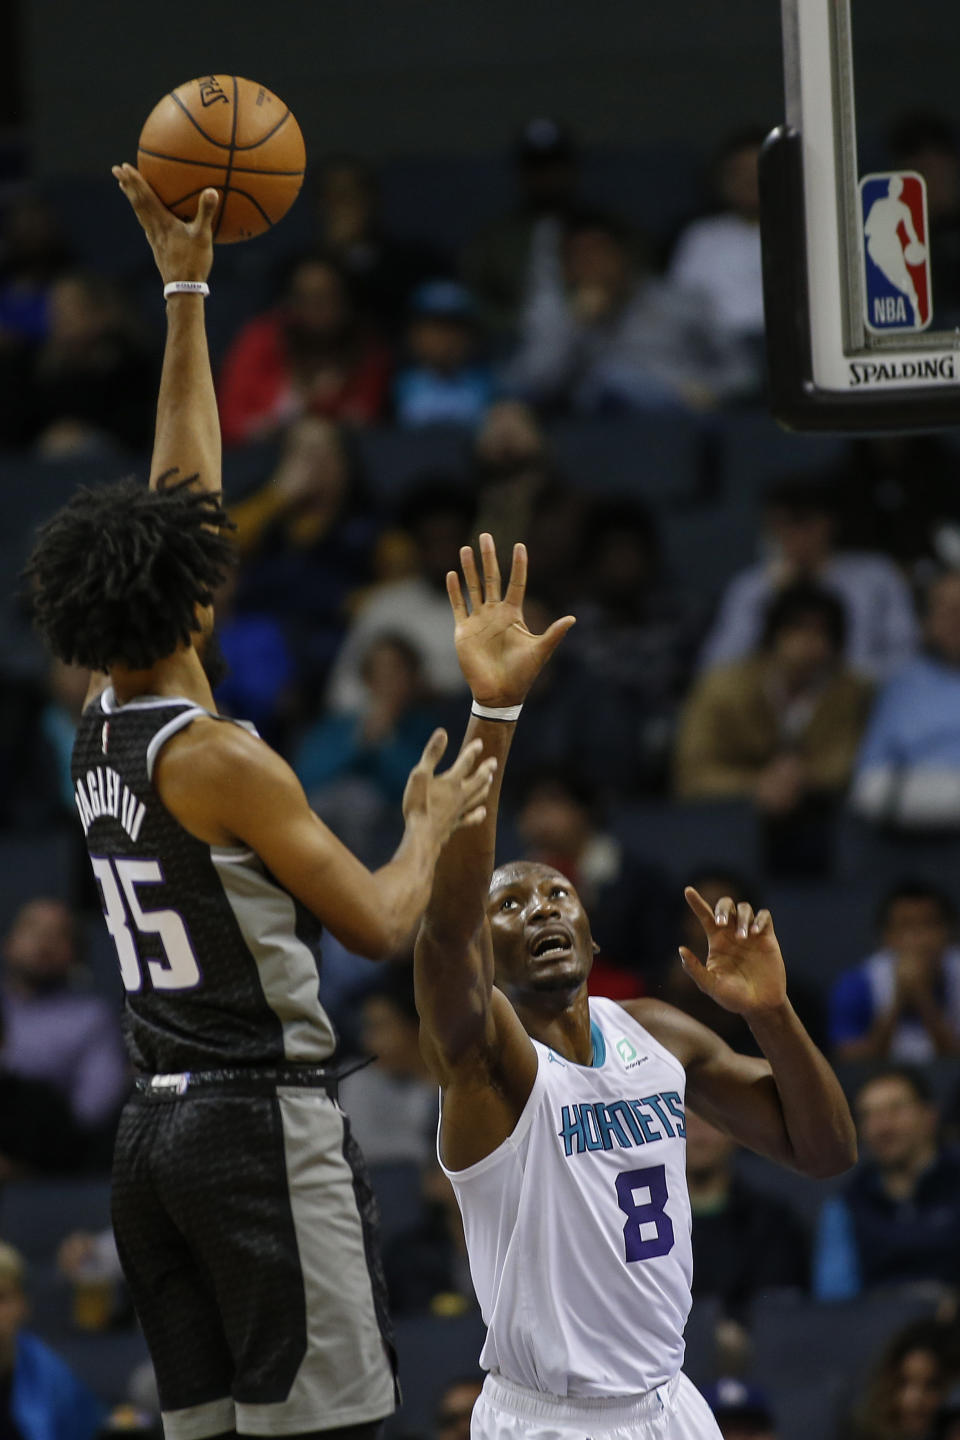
top-left (137, 75), bottom-right (306, 244)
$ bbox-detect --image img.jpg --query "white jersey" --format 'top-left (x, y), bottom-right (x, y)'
top-left (441, 997), bottom-right (692, 1398)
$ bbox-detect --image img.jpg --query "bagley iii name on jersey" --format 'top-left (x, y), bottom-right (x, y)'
top-left (74, 765), bottom-right (146, 843)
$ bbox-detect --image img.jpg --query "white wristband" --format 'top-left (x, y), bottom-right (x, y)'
top-left (163, 281), bottom-right (210, 299)
top-left (471, 700), bottom-right (523, 722)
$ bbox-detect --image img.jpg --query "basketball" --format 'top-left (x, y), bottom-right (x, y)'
top-left (904, 241), bottom-right (927, 266)
top-left (137, 75), bottom-right (306, 244)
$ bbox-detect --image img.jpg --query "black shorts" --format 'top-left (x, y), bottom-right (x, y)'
top-left (112, 1081), bottom-right (397, 1438)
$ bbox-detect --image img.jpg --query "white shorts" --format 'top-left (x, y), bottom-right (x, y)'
top-left (471, 1371), bottom-right (723, 1440)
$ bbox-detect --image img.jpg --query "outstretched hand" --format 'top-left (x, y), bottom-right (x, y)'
top-left (447, 533), bottom-right (575, 707)
top-left (679, 887), bottom-right (788, 1018)
top-left (112, 163), bottom-right (218, 286)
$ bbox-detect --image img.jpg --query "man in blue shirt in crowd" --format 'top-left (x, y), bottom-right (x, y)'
top-left (0, 1241), bottom-right (102, 1440)
top-left (828, 882), bottom-right (960, 1062)
top-left (813, 1066), bottom-right (960, 1300)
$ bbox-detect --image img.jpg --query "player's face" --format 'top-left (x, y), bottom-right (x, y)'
top-left (487, 863), bottom-right (594, 997)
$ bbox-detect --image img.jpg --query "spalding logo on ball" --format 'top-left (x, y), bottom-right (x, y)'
top-left (138, 75), bottom-right (306, 243)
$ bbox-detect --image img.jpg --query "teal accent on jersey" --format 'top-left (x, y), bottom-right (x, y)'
top-left (590, 1020), bottom-right (607, 1068)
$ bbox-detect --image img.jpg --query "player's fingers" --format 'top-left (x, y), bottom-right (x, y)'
top-left (478, 532), bottom-right (502, 604)
top-left (114, 163), bottom-right (164, 221)
top-left (684, 886), bottom-right (717, 933)
top-left (456, 805), bottom-right (488, 831)
top-left (714, 896), bottom-right (737, 928)
top-left (535, 614), bottom-right (577, 661)
top-left (750, 909), bottom-right (773, 935)
top-left (417, 728), bottom-right (448, 774)
top-left (460, 544), bottom-right (484, 611)
top-left (189, 187), bottom-right (220, 236)
top-left (678, 947), bottom-right (718, 996)
top-left (449, 739), bottom-right (488, 780)
top-left (446, 569), bottom-right (468, 623)
top-left (736, 901), bottom-right (755, 939)
top-left (462, 757), bottom-right (497, 797)
top-left (504, 542), bottom-right (528, 609)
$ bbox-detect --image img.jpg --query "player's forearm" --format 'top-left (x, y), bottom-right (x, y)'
top-left (368, 815), bottom-right (448, 958)
top-left (747, 1001), bottom-right (858, 1177)
top-left (420, 715), bottom-right (515, 949)
top-left (149, 295), bottom-right (221, 494)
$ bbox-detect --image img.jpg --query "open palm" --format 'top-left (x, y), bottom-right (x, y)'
top-left (447, 533), bottom-right (575, 706)
top-left (679, 887), bottom-right (788, 1017)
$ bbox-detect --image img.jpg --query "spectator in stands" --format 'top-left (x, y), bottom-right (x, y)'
top-left (462, 117), bottom-right (596, 335)
top-left (703, 1378), bottom-right (779, 1440)
top-left (229, 416), bottom-right (379, 699)
top-left (504, 214), bottom-right (751, 413)
top-left (339, 964), bottom-right (437, 1165)
top-left (471, 395), bottom-right (548, 514)
top-left (851, 1319), bottom-right (959, 1440)
top-left (676, 583), bottom-right (873, 872)
top-left (0, 273), bottom-right (157, 454)
top-left (829, 435), bottom-right (960, 579)
top-left (890, 112), bottom-right (960, 328)
top-left (813, 1067), bottom-right (960, 1301)
top-left (567, 497), bottom-right (701, 792)
top-left (218, 253), bottom-right (391, 443)
top-left (313, 155), bottom-right (443, 335)
top-left (208, 567), bottom-right (296, 748)
top-left (699, 479), bottom-right (918, 682)
top-left (668, 128), bottom-right (768, 400)
top-left (514, 769), bottom-right (674, 996)
top-left (325, 479), bottom-right (475, 711)
top-left (382, 1158), bottom-right (474, 1317)
top-left (851, 570), bottom-right (960, 830)
top-left (0, 1241), bottom-right (103, 1440)
top-left (294, 634), bottom-right (444, 861)
top-left (830, 883), bottom-right (960, 1062)
top-left (394, 280), bottom-right (493, 428)
top-left (433, 1377), bottom-right (484, 1440)
top-left (0, 192), bottom-right (72, 347)
top-left (686, 1109), bottom-right (808, 1320)
top-left (0, 1006), bottom-right (86, 1175)
top-left (0, 898), bottom-right (129, 1136)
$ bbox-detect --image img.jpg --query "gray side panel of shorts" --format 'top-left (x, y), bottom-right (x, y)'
top-left (211, 852), bottom-right (337, 1062)
top-left (236, 1089), bottom-right (396, 1434)
top-left (160, 1396), bottom-right (235, 1440)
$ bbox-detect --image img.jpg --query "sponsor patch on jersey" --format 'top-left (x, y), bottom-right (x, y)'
top-left (616, 1036), bottom-right (649, 1071)
top-left (860, 171), bottom-right (932, 332)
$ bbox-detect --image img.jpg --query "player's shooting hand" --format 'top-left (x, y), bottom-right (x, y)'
top-left (111, 163), bottom-right (217, 285)
top-left (402, 731), bottom-right (498, 847)
top-left (447, 533), bottom-right (575, 707)
top-left (679, 887), bottom-right (788, 1017)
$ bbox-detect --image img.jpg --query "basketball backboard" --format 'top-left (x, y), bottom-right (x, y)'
top-left (762, 0), bottom-right (960, 430)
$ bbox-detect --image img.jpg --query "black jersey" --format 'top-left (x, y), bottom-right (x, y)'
top-left (72, 687), bottom-right (336, 1074)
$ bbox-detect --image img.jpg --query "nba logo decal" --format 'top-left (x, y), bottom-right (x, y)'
top-left (860, 172), bottom-right (932, 332)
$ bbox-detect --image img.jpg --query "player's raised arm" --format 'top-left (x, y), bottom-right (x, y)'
top-left (112, 164), bottom-right (221, 496)
top-left (155, 718), bottom-right (495, 961)
top-left (635, 888), bottom-right (857, 1178)
top-left (415, 536), bottom-right (574, 1082)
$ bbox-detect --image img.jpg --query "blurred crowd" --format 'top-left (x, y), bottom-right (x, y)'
top-left (3, 109), bottom-right (960, 1440)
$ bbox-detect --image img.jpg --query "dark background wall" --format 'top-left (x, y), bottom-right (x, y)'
top-left (20, 0), bottom-right (960, 175)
